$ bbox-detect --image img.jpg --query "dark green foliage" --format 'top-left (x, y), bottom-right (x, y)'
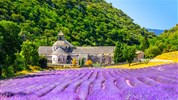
top-left (113, 42), bottom-right (125, 64)
top-left (13, 52), bottom-right (26, 72)
top-left (78, 59), bottom-right (81, 65)
top-left (123, 46), bottom-right (136, 66)
top-left (0, 0), bottom-right (154, 47)
top-left (79, 58), bottom-right (85, 67)
top-left (1, 56), bottom-right (15, 78)
top-left (158, 24), bottom-right (178, 52)
top-left (81, 58), bottom-right (85, 66)
top-left (0, 65), bottom-right (2, 78)
top-left (0, 20), bottom-right (22, 78)
top-left (0, 20), bottom-right (22, 65)
top-left (146, 24), bottom-right (178, 57)
top-left (21, 41), bottom-right (39, 66)
top-left (2, 65), bottom-right (15, 78)
top-left (39, 56), bottom-right (47, 69)
top-left (140, 36), bottom-right (149, 51)
top-left (145, 46), bottom-right (161, 58)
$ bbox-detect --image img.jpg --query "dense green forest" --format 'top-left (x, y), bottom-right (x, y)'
top-left (0, 0), bottom-right (155, 46)
top-left (0, 0), bottom-right (162, 78)
top-left (145, 24), bottom-right (178, 58)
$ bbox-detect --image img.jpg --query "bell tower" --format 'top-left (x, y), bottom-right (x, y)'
top-left (58, 31), bottom-right (64, 40)
top-left (52, 30), bottom-right (74, 52)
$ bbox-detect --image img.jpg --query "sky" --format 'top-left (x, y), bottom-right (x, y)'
top-left (106, 0), bottom-right (177, 30)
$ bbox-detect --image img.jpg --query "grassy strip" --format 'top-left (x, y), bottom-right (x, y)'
top-left (105, 62), bottom-right (172, 69)
top-left (106, 51), bottom-right (178, 69)
top-left (155, 51), bottom-right (178, 62)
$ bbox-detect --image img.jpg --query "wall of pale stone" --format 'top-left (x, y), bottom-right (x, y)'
top-left (50, 53), bottom-right (114, 65)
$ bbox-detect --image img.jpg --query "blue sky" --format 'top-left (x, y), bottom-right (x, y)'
top-left (106, 0), bottom-right (177, 30)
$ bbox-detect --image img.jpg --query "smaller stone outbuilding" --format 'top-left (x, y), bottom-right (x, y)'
top-left (134, 51), bottom-right (144, 62)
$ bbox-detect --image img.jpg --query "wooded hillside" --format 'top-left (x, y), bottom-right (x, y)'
top-left (0, 0), bottom-right (157, 78)
top-left (145, 24), bottom-right (178, 58)
top-left (0, 0), bottom-right (155, 46)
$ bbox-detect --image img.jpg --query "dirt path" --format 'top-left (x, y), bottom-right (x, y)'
top-left (150, 59), bottom-right (174, 63)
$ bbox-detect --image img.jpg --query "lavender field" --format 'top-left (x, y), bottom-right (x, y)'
top-left (0, 63), bottom-right (178, 100)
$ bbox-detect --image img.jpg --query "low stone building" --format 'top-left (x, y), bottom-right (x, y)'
top-left (38, 31), bottom-right (144, 65)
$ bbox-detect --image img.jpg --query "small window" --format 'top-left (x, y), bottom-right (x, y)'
top-left (58, 36), bottom-right (62, 40)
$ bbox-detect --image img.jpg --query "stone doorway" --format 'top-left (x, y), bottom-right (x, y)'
top-left (66, 55), bottom-right (72, 64)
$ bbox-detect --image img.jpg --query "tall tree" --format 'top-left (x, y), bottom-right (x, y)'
top-left (0, 20), bottom-right (22, 77)
top-left (140, 36), bottom-right (149, 51)
top-left (0, 20), bottom-right (22, 65)
top-left (21, 41), bottom-right (39, 67)
top-left (113, 42), bottom-right (125, 64)
top-left (123, 46), bottom-right (136, 66)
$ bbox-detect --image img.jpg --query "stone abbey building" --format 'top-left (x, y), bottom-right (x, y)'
top-left (38, 31), bottom-right (144, 65)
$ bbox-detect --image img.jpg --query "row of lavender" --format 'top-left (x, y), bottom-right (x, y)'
top-left (0, 63), bottom-right (178, 100)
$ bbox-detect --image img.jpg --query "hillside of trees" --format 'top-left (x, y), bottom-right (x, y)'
top-left (145, 24), bottom-right (178, 58)
top-left (0, 0), bottom-right (156, 78)
top-left (0, 0), bottom-right (155, 46)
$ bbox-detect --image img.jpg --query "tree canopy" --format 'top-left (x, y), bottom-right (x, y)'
top-left (113, 41), bottom-right (125, 64)
top-left (0, 0), bottom-right (155, 47)
top-left (123, 46), bottom-right (136, 66)
top-left (0, 20), bottom-right (22, 66)
top-left (145, 24), bottom-right (178, 58)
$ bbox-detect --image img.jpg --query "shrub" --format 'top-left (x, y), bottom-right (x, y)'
top-left (93, 63), bottom-right (102, 67)
top-left (78, 59), bottom-right (81, 65)
top-left (141, 59), bottom-right (150, 64)
top-left (85, 59), bottom-right (93, 67)
top-left (0, 65), bottom-right (3, 78)
top-left (72, 58), bottom-right (77, 67)
top-left (145, 46), bottom-right (161, 58)
top-left (81, 58), bottom-right (85, 66)
top-left (2, 65), bottom-right (15, 78)
top-left (39, 56), bottom-right (47, 69)
top-left (13, 52), bottom-right (26, 72)
top-left (79, 58), bottom-right (86, 68)
top-left (170, 45), bottom-right (178, 52)
top-left (123, 46), bottom-right (136, 66)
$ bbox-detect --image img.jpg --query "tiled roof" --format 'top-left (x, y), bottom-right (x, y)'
top-left (38, 46), bottom-right (52, 56)
top-left (38, 45), bottom-right (143, 56)
top-left (136, 50), bottom-right (144, 54)
top-left (72, 46), bottom-right (115, 54)
top-left (52, 47), bottom-right (68, 55)
top-left (53, 40), bottom-right (74, 47)
top-left (58, 31), bottom-right (64, 36)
